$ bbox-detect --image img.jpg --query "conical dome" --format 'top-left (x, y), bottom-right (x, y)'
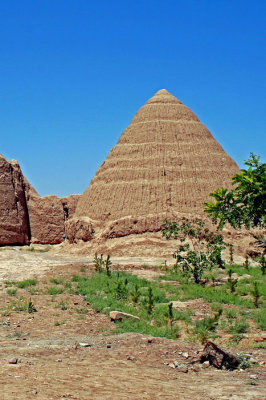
top-left (74, 89), bottom-right (239, 237)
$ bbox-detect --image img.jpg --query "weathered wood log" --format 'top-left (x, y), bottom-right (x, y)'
top-left (200, 342), bottom-right (239, 370)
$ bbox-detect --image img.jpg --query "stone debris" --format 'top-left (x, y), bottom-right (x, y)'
top-left (191, 364), bottom-right (202, 372)
top-left (110, 311), bottom-right (140, 322)
top-left (249, 374), bottom-right (259, 380)
top-left (126, 355), bottom-right (136, 361)
top-left (9, 358), bottom-right (18, 364)
top-left (177, 365), bottom-right (189, 373)
top-left (169, 363), bottom-right (176, 369)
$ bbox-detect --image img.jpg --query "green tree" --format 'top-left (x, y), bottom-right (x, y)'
top-left (162, 220), bottom-right (226, 283)
top-left (204, 154), bottom-right (265, 230)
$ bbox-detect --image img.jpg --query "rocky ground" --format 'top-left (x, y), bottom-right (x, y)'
top-left (0, 247), bottom-right (265, 400)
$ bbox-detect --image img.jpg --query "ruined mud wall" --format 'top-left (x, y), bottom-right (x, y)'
top-left (0, 153), bottom-right (80, 245)
top-left (0, 154), bottom-right (30, 245)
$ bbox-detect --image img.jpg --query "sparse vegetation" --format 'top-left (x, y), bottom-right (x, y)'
top-left (227, 269), bottom-right (238, 293)
top-left (16, 279), bottom-right (38, 288)
top-left (162, 220), bottom-right (226, 283)
top-left (94, 253), bottom-right (104, 272)
top-left (1, 251), bottom-right (264, 347)
top-left (251, 282), bottom-right (261, 308)
top-left (50, 278), bottom-right (64, 285)
top-left (54, 320), bottom-right (66, 326)
top-left (6, 288), bottom-right (17, 296)
top-left (47, 286), bottom-right (65, 295)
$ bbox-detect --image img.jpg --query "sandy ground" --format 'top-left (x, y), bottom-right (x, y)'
top-left (0, 247), bottom-right (265, 400)
top-left (0, 245), bottom-right (167, 283)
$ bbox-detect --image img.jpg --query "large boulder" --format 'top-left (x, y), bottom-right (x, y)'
top-left (0, 154), bottom-right (30, 245)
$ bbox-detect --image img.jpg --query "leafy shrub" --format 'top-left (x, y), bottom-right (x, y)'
top-left (162, 220), bottom-right (226, 283)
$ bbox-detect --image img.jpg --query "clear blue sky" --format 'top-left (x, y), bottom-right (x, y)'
top-left (1, 0), bottom-right (265, 197)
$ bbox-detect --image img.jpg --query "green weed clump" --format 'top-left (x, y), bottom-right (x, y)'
top-left (229, 318), bottom-right (249, 335)
top-left (16, 279), bottom-right (38, 289)
top-left (6, 288), bottom-right (17, 296)
top-left (50, 278), bottom-right (64, 285)
top-left (47, 287), bottom-right (65, 295)
top-left (253, 340), bottom-right (266, 349)
top-left (253, 309), bottom-right (266, 330)
top-left (54, 320), bottom-right (66, 326)
top-left (10, 299), bottom-right (29, 312)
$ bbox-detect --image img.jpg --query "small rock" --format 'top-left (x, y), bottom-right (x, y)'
top-left (147, 338), bottom-right (153, 344)
top-left (126, 355), bottom-right (136, 361)
top-left (169, 363), bottom-right (176, 369)
top-left (182, 352), bottom-right (189, 359)
top-left (259, 361), bottom-right (265, 366)
top-left (107, 344), bottom-right (111, 348)
top-left (9, 358), bottom-right (18, 364)
top-left (249, 357), bottom-right (257, 364)
top-left (192, 365), bottom-right (202, 372)
top-left (249, 374), bottom-right (259, 380)
top-left (173, 361), bottom-right (179, 367)
top-left (109, 311), bottom-right (140, 322)
top-left (202, 361), bottom-right (210, 368)
top-left (79, 343), bottom-right (92, 347)
top-left (57, 359), bottom-right (62, 362)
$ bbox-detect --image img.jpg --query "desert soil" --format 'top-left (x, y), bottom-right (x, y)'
top-left (0, 246), bottom-right (265, 400)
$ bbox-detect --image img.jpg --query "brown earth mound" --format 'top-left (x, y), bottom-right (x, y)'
top-left (69, 89), bottom-right (239, 242)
